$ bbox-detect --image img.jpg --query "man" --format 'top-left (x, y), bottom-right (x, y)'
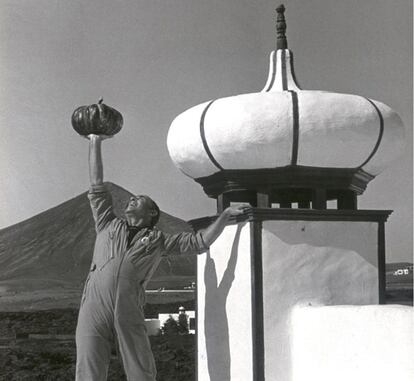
top-left (75, 134), bottom-right (247, 381)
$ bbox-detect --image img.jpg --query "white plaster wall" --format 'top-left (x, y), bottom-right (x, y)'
top-left (197, 223), bottom-right (252, 381)
top-left (197, 220), bottom-right (384, 381)
top-left (291, 305), bottom-right (414, 381)
top-left (262, 220), bottom-right (379, 381)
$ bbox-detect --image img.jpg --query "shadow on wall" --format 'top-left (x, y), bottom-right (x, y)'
top-left (204, 224), bottom-right (243, 381)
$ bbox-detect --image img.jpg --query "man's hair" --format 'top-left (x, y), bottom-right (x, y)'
top-left (146, 196), bottom-right (160, 227)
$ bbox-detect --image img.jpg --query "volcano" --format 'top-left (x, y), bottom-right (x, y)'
top-left (0, 183), bottom-right (197, 311)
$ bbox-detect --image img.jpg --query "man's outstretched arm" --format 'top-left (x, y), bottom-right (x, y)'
top-left (162, 205), bottom-right (249, 256)
top-left (200, 205), bottom-right (249, 248)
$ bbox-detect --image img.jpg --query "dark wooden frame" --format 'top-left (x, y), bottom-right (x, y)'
top-left (250, 220), bottom-right (265, 381)
top-left (196, 167), bottom-right (374, 212)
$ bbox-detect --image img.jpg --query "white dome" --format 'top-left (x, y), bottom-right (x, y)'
top-left (167, 49), bottom-right (405, 180)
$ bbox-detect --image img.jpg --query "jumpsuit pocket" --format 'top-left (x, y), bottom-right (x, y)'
top-left (80, 272), bottom-right (92, 307)
top-left (99, 232), bottom-right (115, 271)
top-left (136, 285), bottom-right (147, 307)
top-left (99, 257), bottom-right (113, 271)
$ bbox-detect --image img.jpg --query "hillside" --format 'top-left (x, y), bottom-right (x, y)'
top-left (0, 183), bottom-right (196, 311)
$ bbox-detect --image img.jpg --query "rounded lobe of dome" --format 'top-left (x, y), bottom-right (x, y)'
top-left (204, 92), bottom-right (293, 170)
top-left (361, 100), bottom-right (406, 176)
top-left (167, 101), bottom-right (218, 178)
top-left (297, 92), bottom-right (383, 168)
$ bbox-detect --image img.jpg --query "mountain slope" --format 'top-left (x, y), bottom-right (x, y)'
top-left (0, 183), bottom-right (196, 310)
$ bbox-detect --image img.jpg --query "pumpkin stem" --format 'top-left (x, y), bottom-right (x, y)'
top-left (98, 97), bottom-right (104, 104)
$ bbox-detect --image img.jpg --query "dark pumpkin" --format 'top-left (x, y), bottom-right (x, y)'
top-left (71, 98), bottom-right (123, 136)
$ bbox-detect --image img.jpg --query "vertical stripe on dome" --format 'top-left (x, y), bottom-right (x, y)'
top-left (265, 53), bottom-right (277, 92)
top-left (358, 98), bottom-right (384, 169)
top-left (200, 100), bottom-right (224, 171)
top-left (289, 91), bottom-right (299, 165)
top-left (281, 49), bottom-right (288, 91)
top-left (289, 53), bottom-right (301, 90)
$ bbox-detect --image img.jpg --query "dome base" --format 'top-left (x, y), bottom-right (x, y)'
top-left (195, 166), bottom-right (374, 212)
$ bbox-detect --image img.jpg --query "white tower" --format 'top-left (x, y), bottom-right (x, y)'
top-left (167, 5), bottom-right (406, 381)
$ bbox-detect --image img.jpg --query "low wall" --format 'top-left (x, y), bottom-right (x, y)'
top-left (145, 319), bottom-right (161, 336)
top-left (291, 304), bottom-right (414, 381)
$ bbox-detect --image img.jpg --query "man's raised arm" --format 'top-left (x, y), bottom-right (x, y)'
top-left (88, 134), bottom-right (106, 186)
top-left (87, 134), bottom-right (115, 231)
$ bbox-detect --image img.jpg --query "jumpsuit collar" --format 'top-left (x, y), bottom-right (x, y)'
top-left (125, 224), bottom-right (152, 248)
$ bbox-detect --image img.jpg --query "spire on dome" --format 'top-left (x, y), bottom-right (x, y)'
top-left (276, 4), bottom-right (288, 50)
top-left (262, 5), bottom-right (300, 91)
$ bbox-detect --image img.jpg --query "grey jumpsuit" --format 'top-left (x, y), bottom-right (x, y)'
top-left (75, 184), bottom-right (207, 381)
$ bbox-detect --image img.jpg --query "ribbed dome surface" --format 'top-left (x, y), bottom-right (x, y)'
top-left (167, 47), bottom-right (405, 180)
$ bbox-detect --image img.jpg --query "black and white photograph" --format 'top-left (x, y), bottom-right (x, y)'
top-left (0, 1), bottom-right (412, 380)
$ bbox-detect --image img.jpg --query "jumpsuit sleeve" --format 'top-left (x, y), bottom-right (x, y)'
top-left (162, 231), bottom-right (208, 256)
top-left (87, 184), bottom-right (116, 232)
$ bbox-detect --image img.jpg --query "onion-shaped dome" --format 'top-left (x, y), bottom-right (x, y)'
top-left (167, 5), bottom-right (405, 208)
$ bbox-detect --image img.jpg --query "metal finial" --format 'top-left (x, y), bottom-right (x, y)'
top-left (276, 4), bottom-right (288, 50)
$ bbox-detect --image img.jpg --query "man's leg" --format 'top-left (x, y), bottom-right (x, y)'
top-left (75, 334), bottom-right (112, 381)
top-left (115, 319), bottom-right (157, 381)
top-left (76, 302), bottom-right (113, 381)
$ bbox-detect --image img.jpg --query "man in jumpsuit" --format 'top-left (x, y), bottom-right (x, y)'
top-left (75, 134), bottom-right (247, 381)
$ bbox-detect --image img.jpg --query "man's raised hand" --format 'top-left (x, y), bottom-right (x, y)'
top-left (85, 134), bottom-right (113, 141)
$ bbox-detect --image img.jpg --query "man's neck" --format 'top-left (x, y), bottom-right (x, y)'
top-left (125, 215), bottom-right (150, 229)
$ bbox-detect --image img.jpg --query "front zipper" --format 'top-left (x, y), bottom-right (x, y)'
top-left (99, 231), bottom-right (115, 271)
top-left (114, 224), bottom-right (132, 297)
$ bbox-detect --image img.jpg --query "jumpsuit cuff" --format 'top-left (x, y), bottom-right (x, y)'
top-left (197, 231), bottom-right (209, 253)
top-left (89, 184), bottom-right (108, 194)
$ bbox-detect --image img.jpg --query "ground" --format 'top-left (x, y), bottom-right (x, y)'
top-left (0, 304), bottom-right (195, 381)
top-left (0, 335), bottom-right (194, 381)
top-left (0, 289), bottom-right (411, 380)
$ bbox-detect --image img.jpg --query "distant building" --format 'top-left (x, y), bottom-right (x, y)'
top-left (393, 265), bottom-right (413, 276)
top-left (184, 282), bottom-right (196, 290)
top-left (158, 309), bottom-right (196, 335)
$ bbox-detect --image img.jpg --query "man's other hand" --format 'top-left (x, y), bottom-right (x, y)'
top-left (224, 204), bottom-right (251, 217)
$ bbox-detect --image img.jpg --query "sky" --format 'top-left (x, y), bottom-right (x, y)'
top-left (0, 0), bottom-right (412, 262)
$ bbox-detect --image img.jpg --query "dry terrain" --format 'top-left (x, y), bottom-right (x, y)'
top-left (0, 303), bottom-right (196, 381)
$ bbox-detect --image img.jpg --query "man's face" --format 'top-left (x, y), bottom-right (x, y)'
top-left (125, 195), bottom-right (153, 218)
